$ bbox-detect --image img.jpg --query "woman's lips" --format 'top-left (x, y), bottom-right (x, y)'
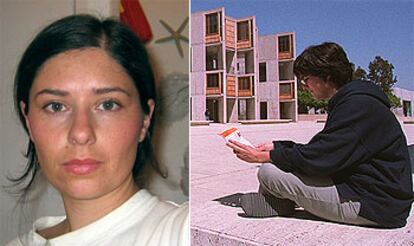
top-left (63, 159), bottom-right (101, 175)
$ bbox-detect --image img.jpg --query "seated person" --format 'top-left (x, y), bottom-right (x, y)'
top-left (227, 42), bottom-right (413, 228)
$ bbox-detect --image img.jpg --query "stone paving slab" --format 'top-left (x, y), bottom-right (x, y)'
top-left (191, 121), bottom-right (414, 246)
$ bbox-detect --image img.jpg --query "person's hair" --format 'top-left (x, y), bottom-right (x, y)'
top-left (293, 42), bottom-right (353, 88)
top-left (11, 14), bottom-right (163, 193)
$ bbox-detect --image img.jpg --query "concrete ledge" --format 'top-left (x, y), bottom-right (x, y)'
top-left (239, 119), bottom-right (292, 124)
top-left (192, 227), bottom-right (258, 246)
top-left (191, 123), bottom-right (414, 246)
top-left (191, 121), bottom-right (211, 126)
top-left (191, 205), bottom-right (414, 246)
top-left (298, 114), bottom-right (328, 122)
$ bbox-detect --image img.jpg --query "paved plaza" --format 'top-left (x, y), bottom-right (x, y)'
top-left (191, 121), bottom-right (414, 245)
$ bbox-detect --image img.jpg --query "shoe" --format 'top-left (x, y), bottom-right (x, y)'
top-left (213, 193), bottom-right (243, 207)
top-left (240, 192), bottom-right (295, 218)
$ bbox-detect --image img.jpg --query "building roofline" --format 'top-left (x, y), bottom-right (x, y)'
top-left (259, 31), bottom-right (296, 37)
top-left (394, 87), bottom-right (414, 93)
top-left (276, 31), bottom-right (296, 36)
top-left (258, 31), bottom-right (296, 38)
top-left (234, 15), bottom-right (255, 21)
top-left (191, 6), bottom-right (224, 15)
top-left (192, 7), bottom-right (256, 22)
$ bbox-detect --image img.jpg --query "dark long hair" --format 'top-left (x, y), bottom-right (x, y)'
top-left (11, 14), bottom-right (164, 193)
top-left (294, 42), bottom-right (353, 88)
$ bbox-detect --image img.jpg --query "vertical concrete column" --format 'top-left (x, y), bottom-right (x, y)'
top-left (252, 16), bottom-right (259, 120)
top-left (221, 9), bottom-right (227, 123)
top-left (292, 32), bottom-right (298, 122)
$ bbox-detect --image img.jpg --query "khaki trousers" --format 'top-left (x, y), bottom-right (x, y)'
top-left (258, 163), bottom-right (377, 226)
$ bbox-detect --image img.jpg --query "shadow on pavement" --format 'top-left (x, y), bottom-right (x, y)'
top-left (213, 193), bottom-right (243, 207)
top-left (213, 193), bottom-right (326, 222)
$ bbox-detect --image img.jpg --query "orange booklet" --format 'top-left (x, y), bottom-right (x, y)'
top-left (218, 127), bottom-right (255, 148)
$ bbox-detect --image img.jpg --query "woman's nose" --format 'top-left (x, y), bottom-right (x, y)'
top-left (68, 108), bottom-right (96, 145)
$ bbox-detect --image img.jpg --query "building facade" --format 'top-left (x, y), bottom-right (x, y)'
top-left (394, 87), bottom-right (414, 118)
top-left (191, 7), bottom-right (297, 123)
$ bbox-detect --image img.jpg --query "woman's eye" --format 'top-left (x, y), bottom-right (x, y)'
top-left (97, 101), bottom-right (120, 111)
top-left (44, 102), bottom-right (66, 113)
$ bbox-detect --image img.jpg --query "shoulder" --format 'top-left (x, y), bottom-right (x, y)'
top-left (136, 189), bottom-right (188, 222)
top-left (5, 229), bottom-right (41, 246)
top-left (332, 80), bottom-right (390, 112)
top-left (142, 200), bottom-right (189, 245)
top-left (331, 93), bottom-right (388, 119)
top-left (6, 216), bottom-right (65, 245)
top-left (151, 200), bottom-right (189, 229)
top-left (154, 199), bottom-right (188, 213)
top-left (5, 237), bottom-right (24, 246)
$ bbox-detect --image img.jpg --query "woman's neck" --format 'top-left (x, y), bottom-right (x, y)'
top-left (55, 176), bottom-right (138, 236)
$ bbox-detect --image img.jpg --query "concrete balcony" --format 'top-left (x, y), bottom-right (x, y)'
top-left (279, 50), bottom-right (294, 60)
top-left (237, 39), bottom-right (252, 49)
top-left (205, 33), bottom-right (221, 44)
top-left (238, 75), bottom-right (254, 97)
top-left (206, 72), bottom-right (223, 95)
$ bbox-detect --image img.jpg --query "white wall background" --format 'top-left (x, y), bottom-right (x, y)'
top-left (0, 0), bottom-right (189, 244)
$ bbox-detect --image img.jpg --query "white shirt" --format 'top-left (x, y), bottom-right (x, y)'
top-left (6, 189), bottom-right (189, 246)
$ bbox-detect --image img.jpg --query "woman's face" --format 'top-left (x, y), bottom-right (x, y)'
top-left (22, 48), bottom-right (153, 200)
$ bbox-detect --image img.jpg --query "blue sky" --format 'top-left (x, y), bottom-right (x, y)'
top-left (191, 0), bottom-right (414, 90)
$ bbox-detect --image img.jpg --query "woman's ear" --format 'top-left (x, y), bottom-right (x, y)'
top-left (138, 99), bottom-right (155, 142)
top-left (20, 101), bottom-right (34, 141)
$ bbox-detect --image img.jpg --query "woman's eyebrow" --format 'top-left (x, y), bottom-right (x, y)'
top-left (93, 87), bottom-right (131, 97)
top-left (35, 88), bottom-right (69, 99)
top-left (34, 87), bottom-right (131, 99)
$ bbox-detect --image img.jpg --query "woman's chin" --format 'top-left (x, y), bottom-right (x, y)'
top-left (57, 180), bottom-right (107, 201)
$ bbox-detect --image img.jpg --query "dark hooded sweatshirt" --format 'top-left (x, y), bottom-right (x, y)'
top-left (269, 80), bottom-right (413, 228)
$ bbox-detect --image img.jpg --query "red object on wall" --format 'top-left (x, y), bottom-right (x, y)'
top-left (120, 0), bottom-right (152, 43)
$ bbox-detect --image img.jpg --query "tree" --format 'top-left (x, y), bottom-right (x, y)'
top-left (368, 56), bottom-right (397, 94)
top-left (351, 62), bottom-right (367, 80)
top-left (353, 66), bottom-right (367, 80)
top-left (349, 57), bottom-right (401, 108)
top-left (297, 89), bottom-right (313, 114)
top-left (367, 56), bottom-right (401, 108)
top-left (297, 86), bottom-right (328, 114)
top-left (387, 92), bottom-right (402, 109)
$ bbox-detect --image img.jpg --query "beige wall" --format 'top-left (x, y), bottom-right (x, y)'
top-left (139, 0), bottom-right (189, 206)
top-left (0, 0), bottom-right (188, 244)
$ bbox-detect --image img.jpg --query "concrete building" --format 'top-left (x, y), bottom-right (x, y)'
top-left (190, 7), bottom-right (297, 123)
top-left (394, 87), bottom-right (414, 118)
